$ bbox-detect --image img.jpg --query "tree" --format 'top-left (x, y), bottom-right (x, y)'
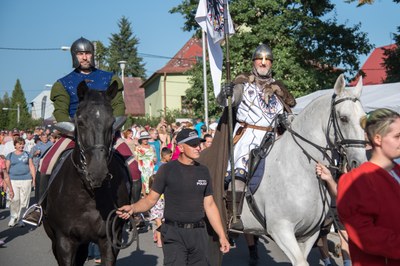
top-left (108, 16), bottom-right (146, 78)
top-left (171, 0), bottom-right (373, 105)
top-left (8, 79), bottom-right (33, 129)
top-left (383, 27), bottom-right (400, 83)
top-left (94, 40), bottom-right (109, 70)
top-left (0, 93), bottom-right (11, 129)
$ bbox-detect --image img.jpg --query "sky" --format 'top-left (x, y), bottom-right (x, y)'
top-left (0, 0), bottom-right (399, 102)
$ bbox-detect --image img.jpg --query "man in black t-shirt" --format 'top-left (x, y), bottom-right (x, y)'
top-left (117, 128), bottom-right (230, 265)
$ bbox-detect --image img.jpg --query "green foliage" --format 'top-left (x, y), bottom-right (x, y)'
top-left (171, 0), bottom-right (373, 100)
top-left (108, 16), bottom-right (146, 78)
top-left (94, 40), bottom-right (109, 70)
top-left (383, 27), bottom-right (400, 83)
top-left (185, 63), bottom-right (224, 118)
top-left (125, 108), bottom-right (193, 128)
top-left (1, 79), bottom-right (39, 130)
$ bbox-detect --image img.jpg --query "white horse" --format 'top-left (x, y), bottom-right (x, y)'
top-left (240, 74), bottom-right (367, 265)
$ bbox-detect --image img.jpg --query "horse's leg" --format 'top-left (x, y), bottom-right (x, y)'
top-left (98, 238), bottom-right (118, 266)
top-left (298, 230), bottom-right (320, 260)
top-left (75, 243), bottom-right (89, 266)
top-left (53, 235), bottom-right (78, 266)
top-left (269, 221), bottom-right (309, 266)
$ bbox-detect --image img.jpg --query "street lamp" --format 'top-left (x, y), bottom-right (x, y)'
top-left (2, 103), bottom-right (20, 124)
top-left (118, 61), bottom-right (127, 86)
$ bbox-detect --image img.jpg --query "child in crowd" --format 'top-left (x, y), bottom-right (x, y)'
top-left (149, 147), bottom-right (172, 248)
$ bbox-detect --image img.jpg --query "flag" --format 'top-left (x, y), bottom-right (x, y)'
top-left (195, 0), bottom-right (235, 97)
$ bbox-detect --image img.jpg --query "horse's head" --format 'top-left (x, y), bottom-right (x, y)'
top-left (73, 81), bottom-right (119, 189)
top-left (328, 74), bottom-right (367, 170)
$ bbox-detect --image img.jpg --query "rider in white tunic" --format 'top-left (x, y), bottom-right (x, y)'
top-left (217, 44), bottom-right (296, 183)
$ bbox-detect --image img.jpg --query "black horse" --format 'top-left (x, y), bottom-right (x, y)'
top-left (43, 81), bottom-right (131, 266)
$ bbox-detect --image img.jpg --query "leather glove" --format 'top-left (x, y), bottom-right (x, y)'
top-left (221, 82), bottom-right (234, 98)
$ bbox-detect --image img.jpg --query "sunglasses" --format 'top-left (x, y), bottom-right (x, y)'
top-left (187, 142), bottom-right (201, 148)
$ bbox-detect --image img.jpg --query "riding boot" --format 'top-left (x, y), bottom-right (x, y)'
top-left (248, 244), bottom-right (259, 266)
top-left (226, 190), bottom-right (245, 231)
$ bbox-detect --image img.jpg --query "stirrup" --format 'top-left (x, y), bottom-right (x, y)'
top-left (22, 204), bottom-right (43, 227)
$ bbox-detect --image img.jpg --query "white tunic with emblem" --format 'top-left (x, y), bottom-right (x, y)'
top-left (228, 82), bottom-right (284, 177)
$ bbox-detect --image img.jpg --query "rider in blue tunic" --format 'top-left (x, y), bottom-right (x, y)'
top-left (23, 37), bottom-right (141, 226)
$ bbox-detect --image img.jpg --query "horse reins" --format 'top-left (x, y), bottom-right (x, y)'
top-left (72, 115), bottom-right (114, 189)
top-left (279, 94), bottom-right (367, 240)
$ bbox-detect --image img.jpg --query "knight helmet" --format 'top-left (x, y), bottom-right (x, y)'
top-left (252, 44), bottom-right (274, 63)
top-left (70, 37), bottom-right (95, 68)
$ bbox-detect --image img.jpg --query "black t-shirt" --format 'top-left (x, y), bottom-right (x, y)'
top-left (152, 160), bottom-right (213, 223)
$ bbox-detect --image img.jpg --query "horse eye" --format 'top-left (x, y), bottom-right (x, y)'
top-left (340, 116), bottom-right (348, 123)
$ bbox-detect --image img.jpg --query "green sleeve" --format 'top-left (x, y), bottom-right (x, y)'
top-left (110, 75), bottom-right (126, 117)
top-left (50, 81), bottom-right (71, 122)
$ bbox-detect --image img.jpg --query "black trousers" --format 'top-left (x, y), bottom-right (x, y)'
top-left (160, 223), bottom-right (210, 266)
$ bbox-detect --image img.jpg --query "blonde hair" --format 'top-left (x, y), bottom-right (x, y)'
top-left (360, 108), bottom-right (400, 147)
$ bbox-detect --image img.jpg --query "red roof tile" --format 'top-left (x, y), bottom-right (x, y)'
top-left (350, 44), bottom-right (397, 86)
top-left (157, 38), bottom-right (203, 74)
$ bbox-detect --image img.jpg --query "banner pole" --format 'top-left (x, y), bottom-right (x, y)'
top-left (223, 0), bottom-right (236, 223)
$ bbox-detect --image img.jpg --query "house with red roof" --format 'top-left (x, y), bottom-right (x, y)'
top-left (141, 38), bottom-right (203, 117)
top-left (350, 44), bottom-right (397, 86)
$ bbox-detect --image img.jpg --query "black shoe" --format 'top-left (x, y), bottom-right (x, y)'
top-left (22, 204), bottom-right (43, 227)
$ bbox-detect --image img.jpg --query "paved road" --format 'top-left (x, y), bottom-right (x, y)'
top-left (0, 193), bottom-right (344, 265)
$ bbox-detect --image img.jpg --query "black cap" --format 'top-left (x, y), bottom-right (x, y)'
top-left (176, 129), bottom-right (205, 146)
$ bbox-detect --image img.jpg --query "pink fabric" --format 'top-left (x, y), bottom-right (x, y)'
top-left (167, 143), bottom-right (180, 161)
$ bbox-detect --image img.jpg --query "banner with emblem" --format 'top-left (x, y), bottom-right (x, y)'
top-left (195, 0), bottom-right (235, 97)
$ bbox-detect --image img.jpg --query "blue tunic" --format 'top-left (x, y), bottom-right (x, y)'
top-left (58, 68), bottom-right (113, 118)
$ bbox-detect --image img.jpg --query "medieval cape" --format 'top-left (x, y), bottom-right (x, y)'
top-left (197, 107), bottom-right (235, 266)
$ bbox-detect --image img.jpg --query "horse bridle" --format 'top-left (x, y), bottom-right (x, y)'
top-left (328, 95), bottom-right (367, 171)
top-left (71, 115), bottom-right (114, 189)
top-left (282, 94), bottom-right (367, 169)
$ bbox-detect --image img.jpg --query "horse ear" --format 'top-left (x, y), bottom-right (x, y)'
top-left (106, 81), bottom-right (119, 100)
top-left (77, 81), bottom-right (89, 101)
top-left (352, 76), bottom-right (363, 99)
top-left (333, 74), bottom-right (346, 96)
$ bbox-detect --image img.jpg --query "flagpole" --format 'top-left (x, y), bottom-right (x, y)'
top-left (223, 0), bottom-right (237, 224)
top-left (202, 31), bottom-right (209, 128)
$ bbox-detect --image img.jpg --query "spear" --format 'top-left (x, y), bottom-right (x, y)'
top-left (223, 0), bottom-right (236, 224)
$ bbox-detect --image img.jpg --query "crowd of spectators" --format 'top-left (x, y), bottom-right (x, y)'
top-left (0, 118), bottom-right (215, 249)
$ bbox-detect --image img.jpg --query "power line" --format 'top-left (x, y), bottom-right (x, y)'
top-left (0, 47), bottom-right (199, 62)
top-left (0, 47), bottom-right (63, 51)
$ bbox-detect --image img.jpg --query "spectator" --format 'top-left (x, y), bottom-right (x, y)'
top-left (157, 121), bottom-right (171, 148)
top-left (122, 129), bottom-right (136, 153)
top-left (201, 133), bottom-right (213, 150)
top-left (194, 118), bottom-right (204, 137)
top-left (209, 122), bottom-right (218, 137)
top-left (316, 162), bottom-right (351, 266)
top-left (30, 133), bottom-right (53, 171)
top-left (23, 131), bottom-right (36, 153)
top-left (337, 108), bottom-right (400, 265)
top-left (4, 137), bottom-right (35, 227)
top-left (167, 131), bottom-right (181, 161)
top-left (2, 129), bottom-right (21, 156)
top-left (148, 128), bottom-right (161, 164)
top-left (135, 131), bottom-right (156, 195)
